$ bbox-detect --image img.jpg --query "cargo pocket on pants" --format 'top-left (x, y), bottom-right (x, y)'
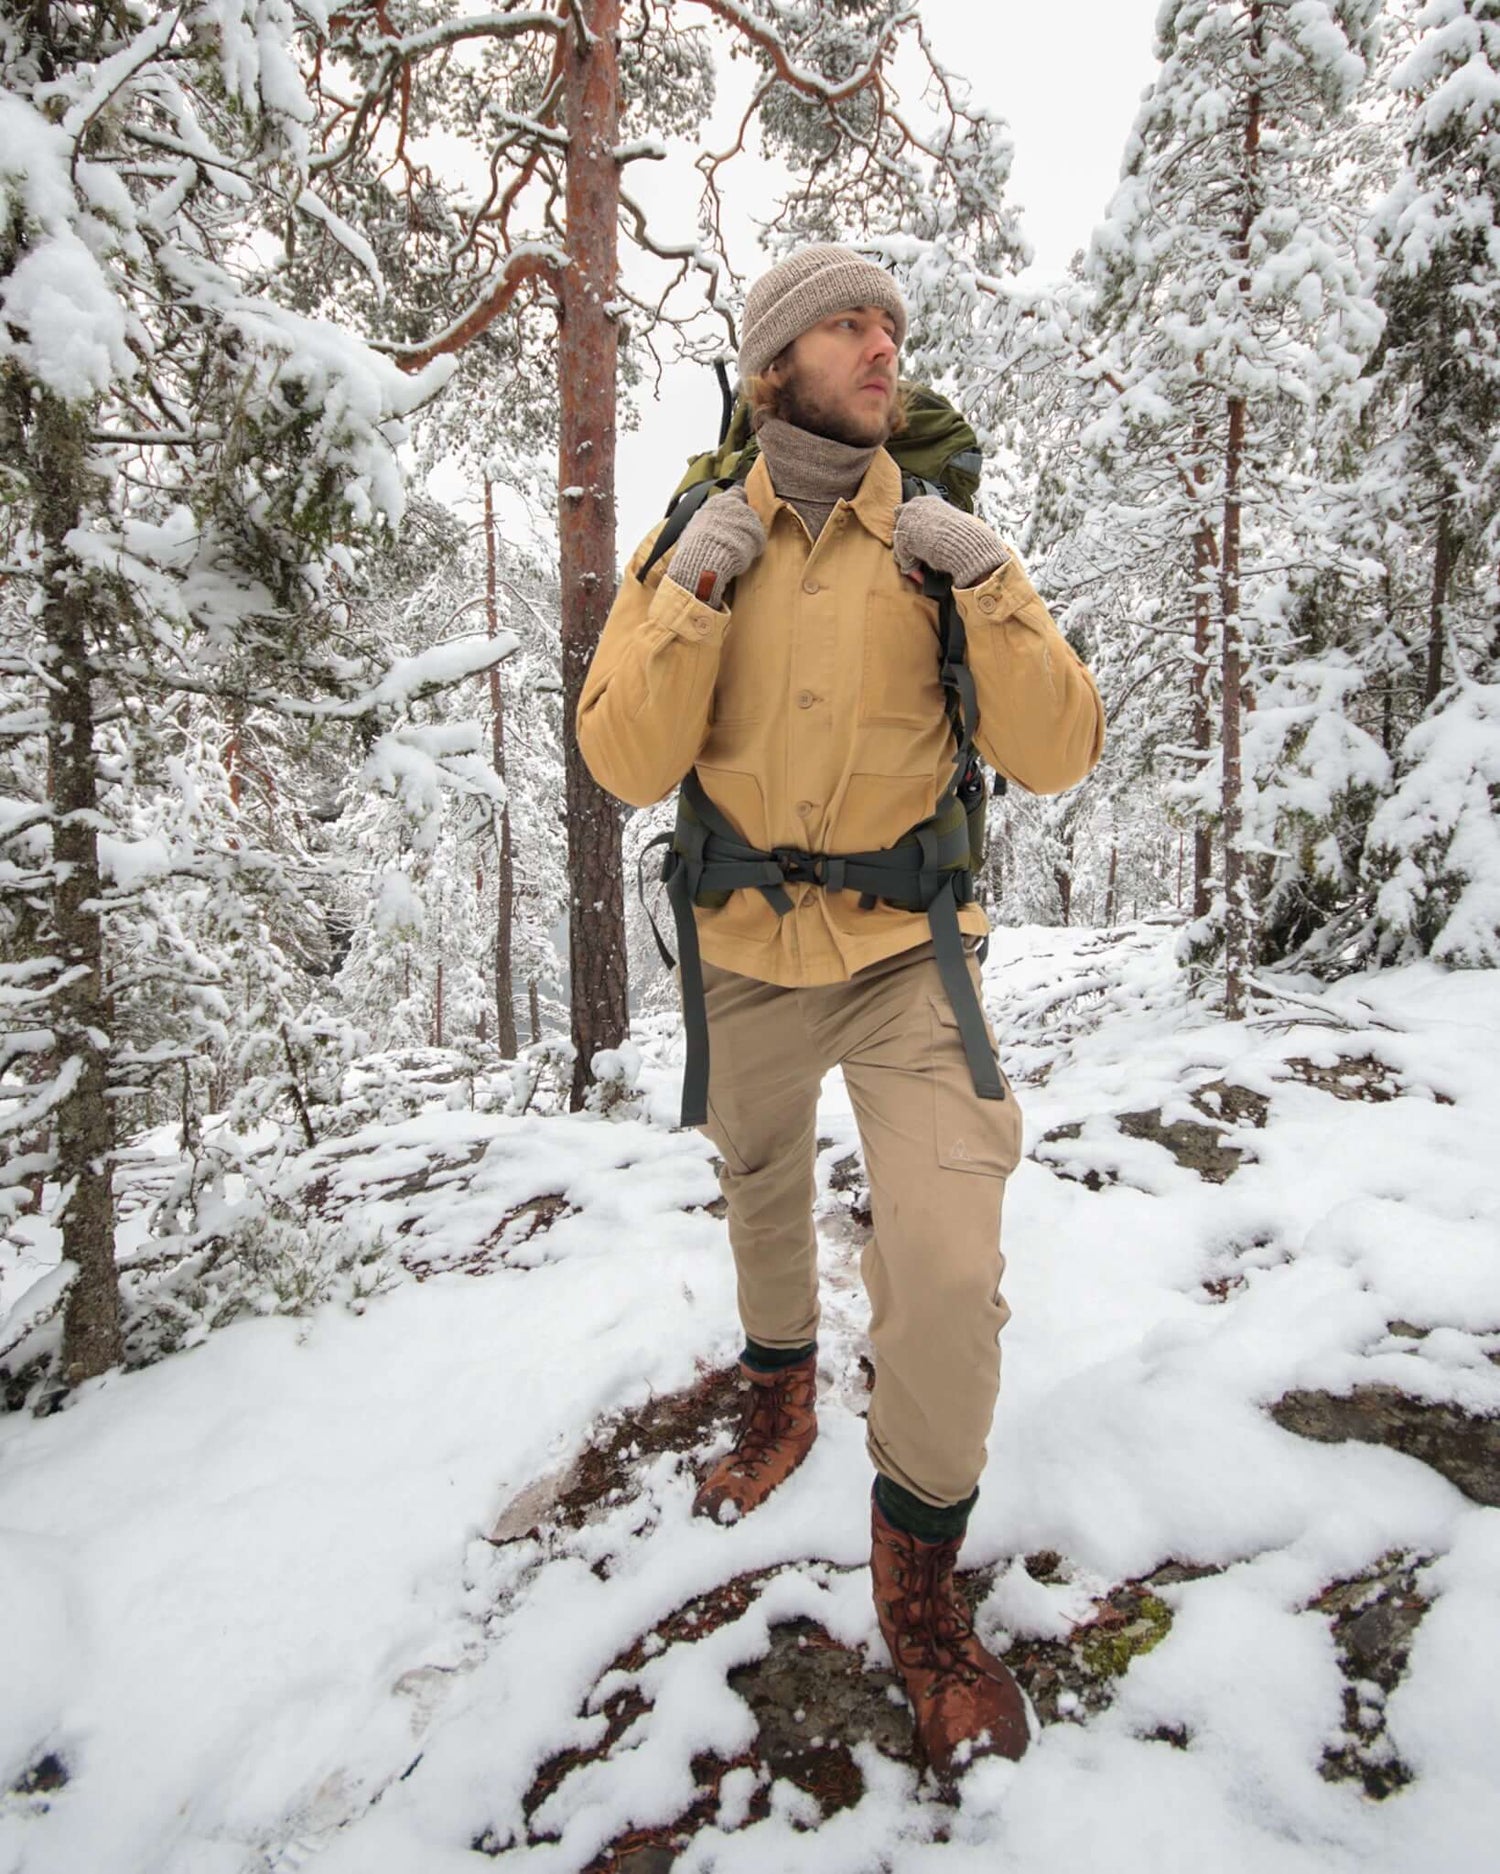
top-left (930, 994), bottom-right (1022, 1176)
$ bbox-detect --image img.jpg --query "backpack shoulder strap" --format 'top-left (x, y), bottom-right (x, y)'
top-left (900, 472), bottom-right (979, 801)
top-left (636, 478), bottom-right (723, 587)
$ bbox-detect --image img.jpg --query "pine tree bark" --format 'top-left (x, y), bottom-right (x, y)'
top-left (558, 0), bottom-right (628, 1110)
top-left (1220, 393), bottom-right (1248, 1020)
top-left (1423, 499), bottom-right (1454, 708)
top-left (35, 392), bottom-right (122, 1382)
top-left (1221, 7), bottom-right (1263, 1023)
top-left (484, 480), bottom-right (520, 1058)
top-left (1191, 435), bottom-right (1216, 922)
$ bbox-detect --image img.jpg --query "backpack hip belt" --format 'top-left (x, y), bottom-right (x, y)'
top-left (643, 767), bottom-right (1003, 1130)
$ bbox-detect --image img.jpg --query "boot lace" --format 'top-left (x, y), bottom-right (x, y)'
top-left (727, 1371), bottom-right (806, 1479)
top-left (888, 1539), bottom-right (985, 1680)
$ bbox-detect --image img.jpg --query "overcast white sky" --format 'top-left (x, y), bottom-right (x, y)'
top-left (610, 0), bottom-right (1163, 547)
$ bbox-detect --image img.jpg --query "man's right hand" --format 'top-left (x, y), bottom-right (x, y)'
top-left (667, 485), bottom-right (767, 609)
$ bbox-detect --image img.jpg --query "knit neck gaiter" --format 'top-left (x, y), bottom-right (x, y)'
top-left (755, 416), bottom-right (878, 543)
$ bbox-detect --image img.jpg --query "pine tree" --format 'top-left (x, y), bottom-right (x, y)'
top-left (1359, 0), bottom-right (1500, 964)
top-left (0, 3), bottom-right (507, 1382)
top-left (1071, 0), bottom-right (1385, 1010)
top-left (1371, 0), bottom-right (1500, 702)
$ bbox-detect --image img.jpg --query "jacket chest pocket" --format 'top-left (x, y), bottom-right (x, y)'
top-left (859, 591), bottom-right (944, 728)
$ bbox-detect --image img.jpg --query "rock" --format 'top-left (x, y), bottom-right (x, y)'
top-left (1008, 1575), bottom-right (1187, 1726)
top-left (1345, 1597), bottom-right (1426, 1671)
top-left (11, 1754), bottom-right (68, 1797)
top-left (614, 1849), bottom-right (676, 1873)
top-left (488, 1366), bottom-right (749, 1543)
top-left (1286, 1055), bottom-right (1398, 1102)
top-left (1116, 1108), bottom-right (1250, 1182)
top-left (728, 1616), bottom-right (914, 1810)
top-left (1314, 1552), bottom-right (1427, 1800)
top-left (1272, 1385), bottom-right (1500, 1507)
top-left (1039, 1085), bottom-right (1265, 1188)
top-left (1188, 1079), bottom-right (1270, 1128)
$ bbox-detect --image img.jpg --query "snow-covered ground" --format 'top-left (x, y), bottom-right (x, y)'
top-left (2, 925), bottom-right (1498, 1873)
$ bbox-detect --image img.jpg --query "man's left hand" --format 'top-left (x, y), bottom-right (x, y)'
top-left (893, 497), bottom-right (1009, 589)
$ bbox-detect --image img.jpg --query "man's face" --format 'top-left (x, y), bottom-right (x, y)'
top-left (768, 306), bottom-right (900, 446)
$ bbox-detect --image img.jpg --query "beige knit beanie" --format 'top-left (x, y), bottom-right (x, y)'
top-left (737, 244), bottom-right (908, 381)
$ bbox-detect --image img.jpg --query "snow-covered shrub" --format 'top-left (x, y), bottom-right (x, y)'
top-left (1366, 684), bottom-right (1500, 966)
top-left (586, 1042), bottom-right (646, 1120)
top-left (121, 1199), bottom-right (397, 1372)
top-left (1242, 656), bottom-right (1392, 964)
top-left (502, 1039), bottom-right (577, 1119)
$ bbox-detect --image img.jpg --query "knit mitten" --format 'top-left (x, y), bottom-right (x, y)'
top-left (893, 496), bottom-right (1009, 589)
top-left (667, 486), bottom-right (767, 609)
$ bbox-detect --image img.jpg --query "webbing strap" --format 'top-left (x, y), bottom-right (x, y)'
top-left (664, 854), bottom-right (714, 1128)
top-left (637, 472), bottom-right (741, 586)
top-left (926, 879), bottom-right (1004, 1102)
top-left (644, 820), bottom-right (1005, 1127)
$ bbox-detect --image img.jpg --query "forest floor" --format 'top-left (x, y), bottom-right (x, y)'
top-left (2, 924), bottom-right (1498, 1874)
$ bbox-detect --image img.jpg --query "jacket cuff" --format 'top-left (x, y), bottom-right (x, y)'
top-left (956, 554), bottom-right (1025, 620)
top-left (654, 574), bottom-right (732, 643)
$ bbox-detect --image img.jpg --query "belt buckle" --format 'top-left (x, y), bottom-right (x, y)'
top-left (772, 847), bottom-right (820, 886)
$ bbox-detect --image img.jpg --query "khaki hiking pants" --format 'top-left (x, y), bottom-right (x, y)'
top-left (698, 939), bottom-right (1022, 1509)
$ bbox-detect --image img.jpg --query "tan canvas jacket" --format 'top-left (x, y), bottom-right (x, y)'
top-left (578, 449), bottom-right (1105, 986)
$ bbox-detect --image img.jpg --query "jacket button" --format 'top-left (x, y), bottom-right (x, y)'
top-left (978, 595), bottom-right (997, 614)
top-left (802, 578), bottom-right (821, 595)
top-left (796, 691), bottom-right (815, 708)
top-left (796, 800), bottom-right (817, 816)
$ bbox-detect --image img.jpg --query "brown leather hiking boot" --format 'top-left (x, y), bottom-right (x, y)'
top-left (692, 1353), bottom-right (818, 1523)
top-left (870, 1495), bottom-right (1031, 1775)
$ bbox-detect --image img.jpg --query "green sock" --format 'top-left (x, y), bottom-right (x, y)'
top-left (742, 1338), bottom-right (816, 1374)
top-left (875, 1474), bottom-right (978, 1545)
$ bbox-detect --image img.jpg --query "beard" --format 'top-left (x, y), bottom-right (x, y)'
top-left (773, 371), bottom-right (896, 448)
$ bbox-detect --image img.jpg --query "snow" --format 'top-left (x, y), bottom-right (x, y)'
top-left (1370, 684), bottom-right (1500, 967)
top-left (0, 232), bottom-right (135, 402)
top-left (361, 635), bottom-right (520, 708)
top-left (0, 1262), bottom-right (75, 1362)
top-left (3, 925), bottom-right (1499, 1872)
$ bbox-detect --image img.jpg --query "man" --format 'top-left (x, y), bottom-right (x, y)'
top-left (578, 245), bottom-right (1104, 1773)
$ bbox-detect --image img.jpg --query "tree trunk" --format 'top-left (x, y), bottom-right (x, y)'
top-left (1104, 842), bottom-right (1119, 926)
top-left (1423, 498), bottom-right (1454, 709)
top-left (1221, 392), bottom-right (1249, 1021)
top-left (37, 393), bottom-right (122, 1383)
top-left (484, 480), bottom-right (520, 1057)
top-left (1191, 421), bottom-right (1215, 922)
top-left (1221, 19), bottom-right (1262, 1022)
top-left (529, 978), bottom-right (541, 1046)
top-left (558, 0), bottom-right (628, 1111)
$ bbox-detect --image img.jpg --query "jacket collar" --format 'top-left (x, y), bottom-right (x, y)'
top-left (746, 446), bottom-right (900, 549)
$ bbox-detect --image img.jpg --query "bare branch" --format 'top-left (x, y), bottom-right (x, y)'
top-left (685, 0), bottom-right (916, 103)
top-left (377, 245), bottom-right (569, 370)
